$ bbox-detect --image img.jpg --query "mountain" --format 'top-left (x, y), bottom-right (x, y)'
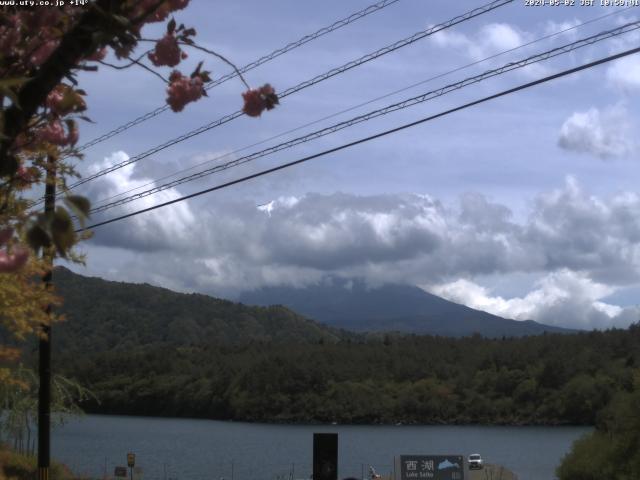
top-left (51, 267), bottom-right (345, 353)
top-left (239, 278), bottom-right (575, 337)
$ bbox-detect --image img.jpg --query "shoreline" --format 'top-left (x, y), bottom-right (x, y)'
top-left (76, 410), bottom-right (596, 428)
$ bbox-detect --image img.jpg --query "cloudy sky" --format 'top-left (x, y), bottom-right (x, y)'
top-left (57, 0), bottom-right (640, 330)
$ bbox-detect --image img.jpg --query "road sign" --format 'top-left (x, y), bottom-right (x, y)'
top-left (127, 453), bottom-right (136, 468)
top-left (396, 455), bottom-right (464, 480)
top-left (114, 467), bottom-right (128, 477)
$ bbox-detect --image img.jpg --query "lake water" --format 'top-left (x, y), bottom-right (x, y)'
top-left (52, 415), bottom-right (590, 480)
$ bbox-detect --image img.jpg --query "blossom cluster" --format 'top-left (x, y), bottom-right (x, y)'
top-left (0, 228), bottom-right (28, 273)
top-left (1, 0), bottom-right (279, 276)
top-left (242, 84), bottom-right (280, 117)
top-left (149, 33), bottom-right (187, 67)
top-left (166, 70), bottom-right (205, 112)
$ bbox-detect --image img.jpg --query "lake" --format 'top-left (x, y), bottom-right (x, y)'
top-left (52, 415), bottom-right (590, 480)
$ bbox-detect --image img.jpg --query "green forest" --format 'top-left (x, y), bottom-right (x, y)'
top-left (58, 325), bottom-right (640, 426)
top-left (7, 268), bottom-right (640, 477)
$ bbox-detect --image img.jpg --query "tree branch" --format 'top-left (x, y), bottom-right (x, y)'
top-left (179, 42), bottom-right (251, 90)
top-left (0, 0), bottom-right (131, 174)
top-left (95, 49), bottom-right (153, 70)
top-left (99, 57), bottom-right (168, 84)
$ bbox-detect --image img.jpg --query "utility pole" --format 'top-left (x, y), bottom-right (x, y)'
top-left (38, 155), bottom-right (55, 480)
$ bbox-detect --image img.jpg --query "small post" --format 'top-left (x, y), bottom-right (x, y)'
top-left (313, 433), bottom-right (338, 480)
top-left (38, 155), bottom-right (56, 480)
top-left (127, 452), bottom-right (135, 480)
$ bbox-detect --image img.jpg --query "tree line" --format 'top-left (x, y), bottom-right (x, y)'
top-left (56, 324), bottom-right (640, 426)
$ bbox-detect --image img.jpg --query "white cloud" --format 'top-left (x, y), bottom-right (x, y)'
top-left (544, 19), bottom-right (581, 39)
top-left (432, 23), bottom-right (525, 61)
top-left (558, 105), bottom-right (635, 159)
top-left (607, 55), bottom-right (640, 92)
top-left (430, 270), bottom-right (639, 330)
top-left (82, 177), bottom-right (640, 328)
top-left (479, 23), bottom-right (524, 53)
top-left (431, 29), bottom-right (469, 49)
top-left (84, 151), bottom-right (196, 251)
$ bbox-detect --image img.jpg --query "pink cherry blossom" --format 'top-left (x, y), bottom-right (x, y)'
top-left (85, 47), bottom-right (107, 62)
top-left (166, 71), bottom-right (204, 112)
top-left (131, 0), bottom-right (190, 23)
top-left (0, 228), bottom-right (13, 246)
top-left (148, 34), bottom-right (182, 67)
top-left (29, 39), bottom-right (59, 66)
top-left (242, 84), bottom-right (279, 117)
top-left (46, 85), bottom-right (85, 117)
top-left (168, 0), bottom-right (190, 9)
top-left (0, 247), bottom-right (29, 273)
top-left (38, 120), bottom-right (68, 145)
top-left (0, 15), bottom-right (21, 53)
top-left (46, 87), bottom-right (65, 115)
top-left (21, 9), bottom-right (61, 29)
top-left (242, 89), bottom-right (264, 117)
top-left (133, 0), bottom-right (170, 23)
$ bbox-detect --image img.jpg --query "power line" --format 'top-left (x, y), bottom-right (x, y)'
top-left (78, 44), bottom-right (640, 232)
top-left (89, 6), bottom-right (635, 210)
top-left (87, 20), bottom-right (640, 215)
top-left (75, 0), bottom-right (404, 153)
top-left (57, 0), bottom-right (514, 196)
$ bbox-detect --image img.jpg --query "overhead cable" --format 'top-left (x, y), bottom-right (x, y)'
top-left (88, 21), bottom-right (640, 215)
top-left (60, 0), bottom-right (514, 194)
top-left (76, 0), bottom-right (404, 152)
top-left (78, 44), bottom-right (640, 232)
top-left (91, 6), bottom-right (635, 209)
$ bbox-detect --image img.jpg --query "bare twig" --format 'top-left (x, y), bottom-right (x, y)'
top-left (99, 58), bottom-right (168, 84)
top-left (140, 38), bottom-right (251, 89)
top-left (177, 41), bottom-right (251, 90)
top-left (94, 49), bottom-right (153, 70)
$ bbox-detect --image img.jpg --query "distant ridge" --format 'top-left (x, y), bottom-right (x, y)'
top-left (52, 267), bottom-right (345, 353)
top-left (239, 277), bottom-right (576, 337)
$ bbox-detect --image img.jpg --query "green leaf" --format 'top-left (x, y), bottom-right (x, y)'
top-left (0, 77), bottom-right (30, 89)
top-left (51, 207), bottom-right (76, 257)
top-left (191, 61), bottom-right (203, 78)
top-left (64, 195), bottom-right (91, 219)
top-left (167, 18), bottom-right (176, 34)
top-left (111, 14), bottom-right (131, 27)
top-left (26, 224), bottom-right (51, 253)
top-left (57, 90), bottom-right (79, 113)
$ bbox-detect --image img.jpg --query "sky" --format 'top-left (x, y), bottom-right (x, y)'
top-left (55, 0), bottom-right (640, 330)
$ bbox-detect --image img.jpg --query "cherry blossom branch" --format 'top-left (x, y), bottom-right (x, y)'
top-left (177, 42), bottom-right (251, 90)
top-left (0, 0), bottom-right (126, 172)
top-left (140, 38), bottom-right (251, 90)
top-left (99, 57), bottom-right (168, 84)
top-left (94, 49), bottom-right (153, 70)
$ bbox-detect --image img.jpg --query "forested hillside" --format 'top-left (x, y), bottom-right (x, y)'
top-left (52, 267), bottom-right (345, 351)
top-left (59, 325), bottom-right (640, 425)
